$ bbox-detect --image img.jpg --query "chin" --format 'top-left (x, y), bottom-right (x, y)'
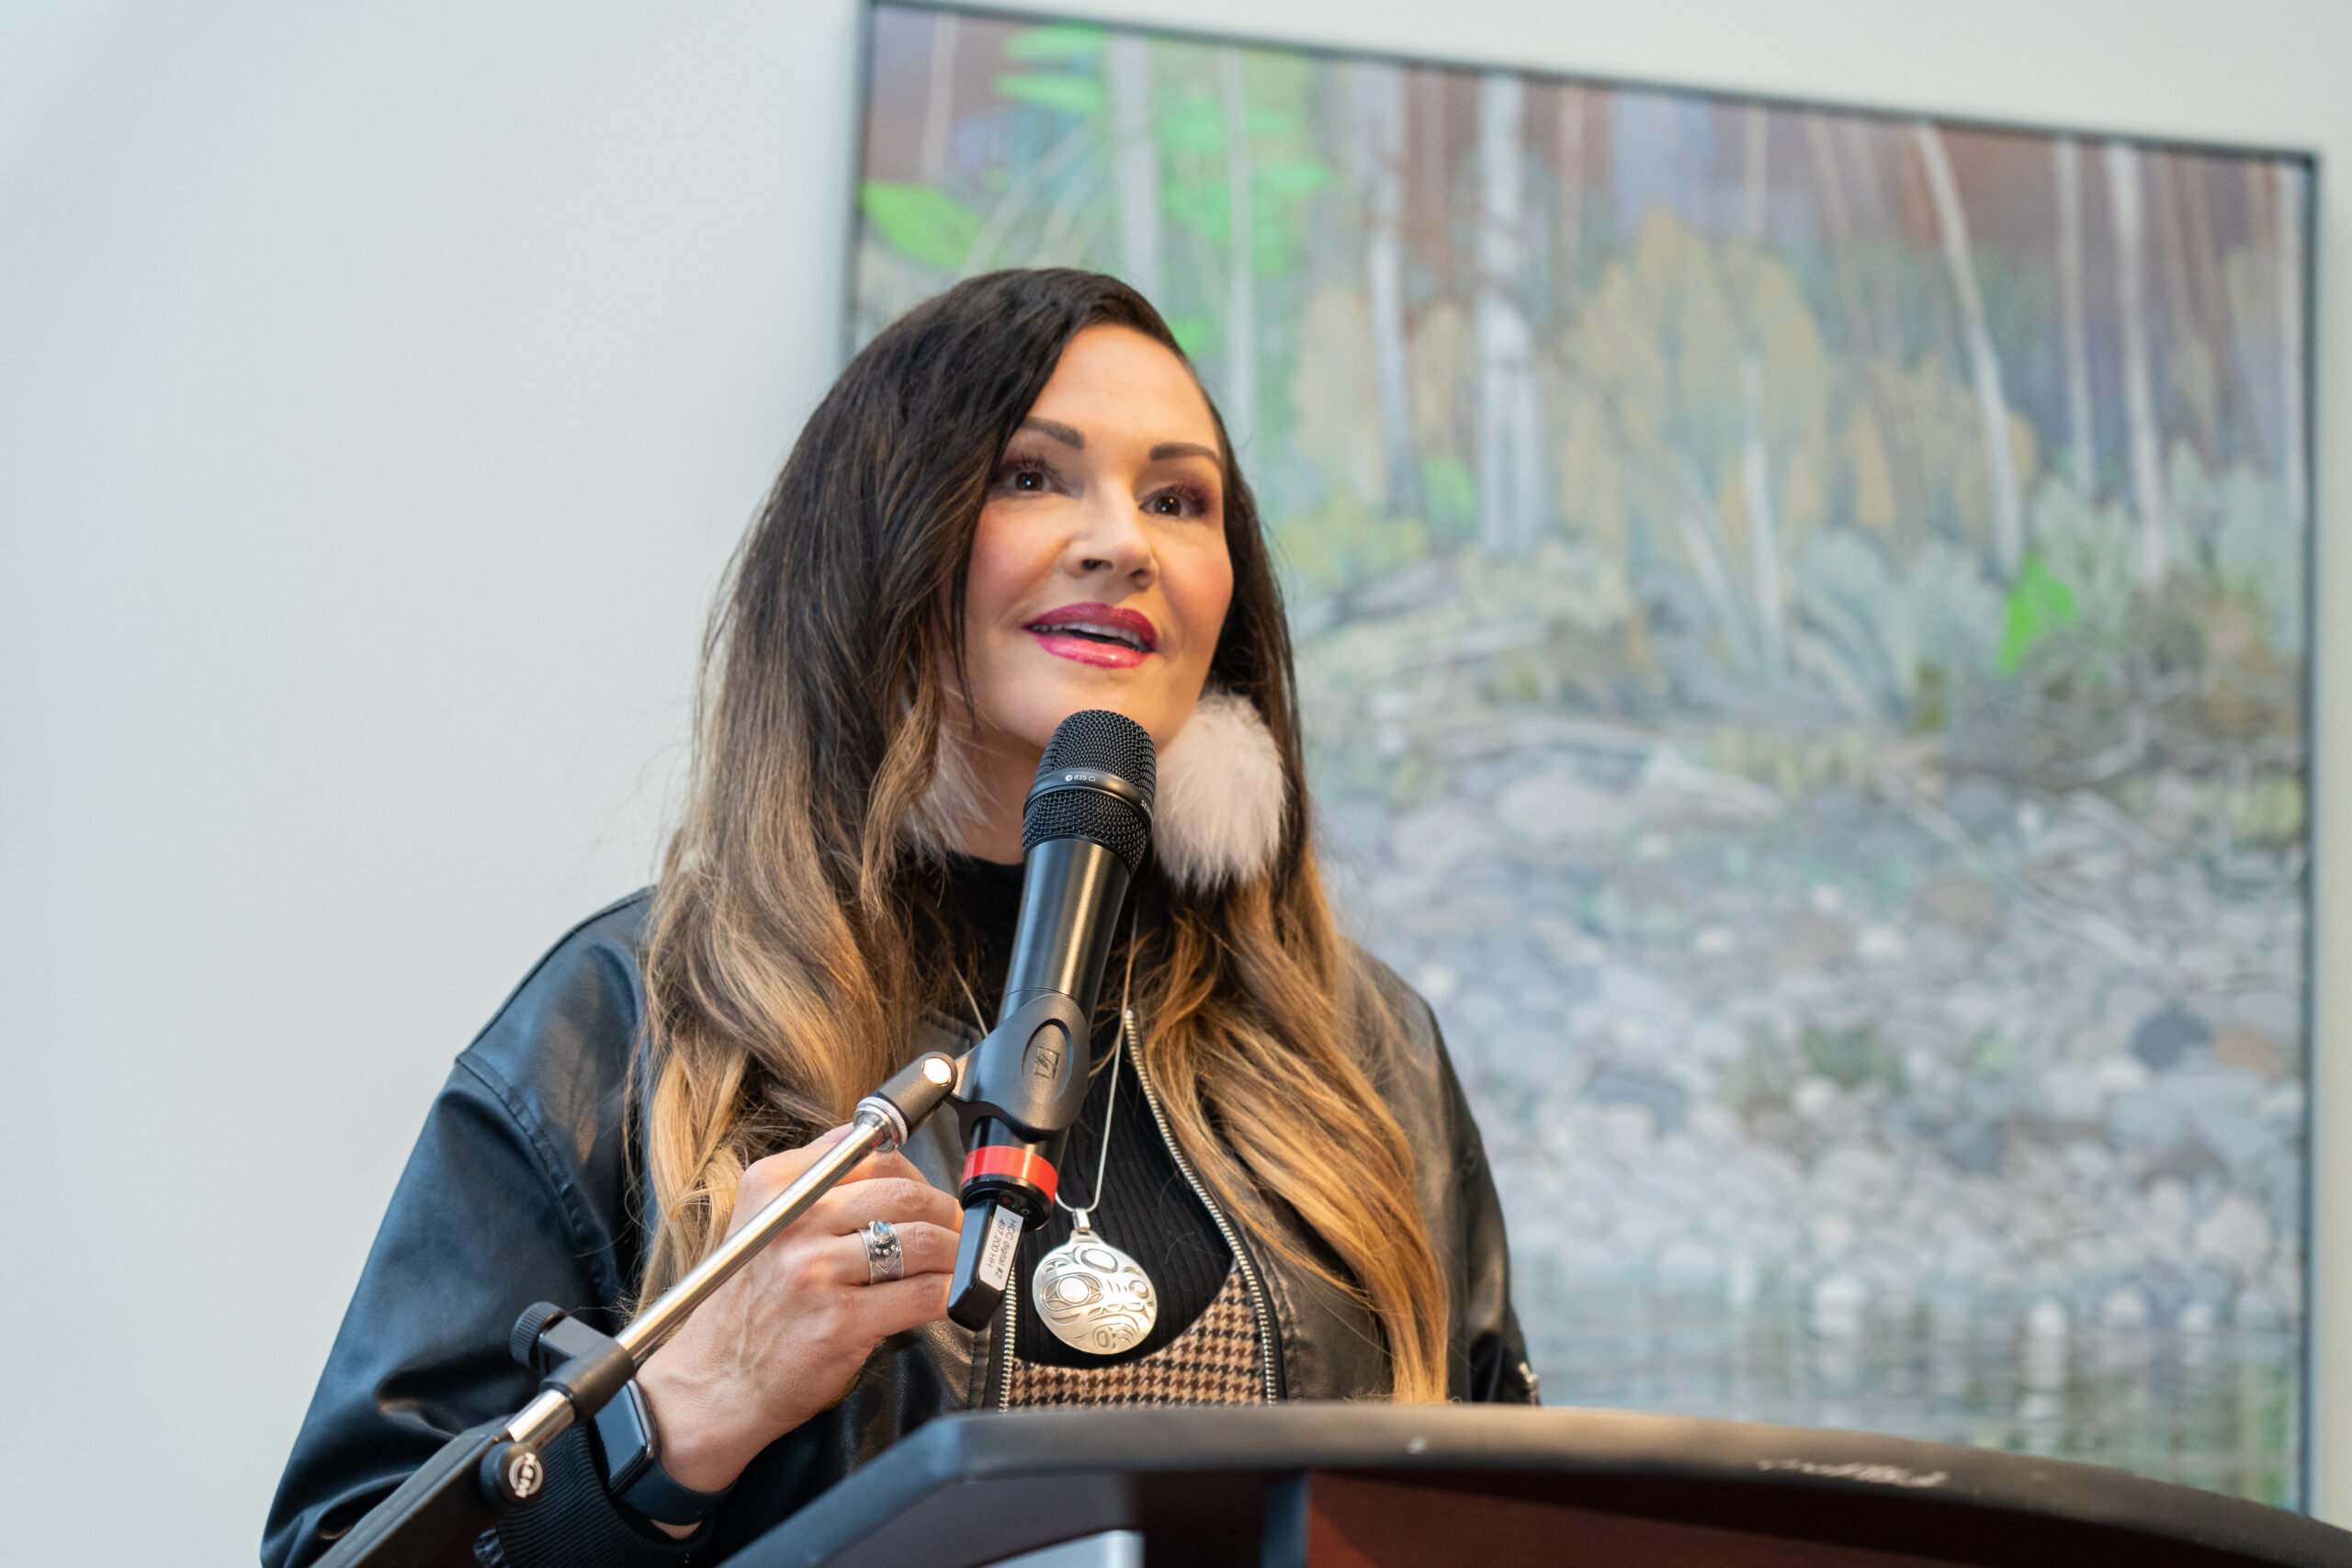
top-left (1006, 682), bottom-right (1187, 757)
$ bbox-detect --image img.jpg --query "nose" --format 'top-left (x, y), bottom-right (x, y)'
top-left (1063, 484), bottom-right (1156, 589)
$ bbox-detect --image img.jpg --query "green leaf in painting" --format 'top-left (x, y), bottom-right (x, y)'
top-left (1996, 553), bottom-right (2079, 675)
top-left (1253, 224), bottom-right (1295, 278)
top-left (1157, 96), bottom-right (1223, 155)
top-left (1420, 456), bottom-right (1479, 535)
top-left (995, 73), bottom-right (1105, 117)
top-left (1003, 24), bottom-right (1106, 61)
top-left (859, 180), bottom-right (980, 271)
top-left (1256, 159), bottom-right (1330, 196)
top-left (1165, 310), bottom-right (1216, 361)
top-left (1162, 179), bottom-right (1230, 247)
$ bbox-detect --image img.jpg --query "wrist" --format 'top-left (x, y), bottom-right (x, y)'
top-left (594, 1371), bottom-right (740, 1530)
top-left (631, 1357), bottom-right (765, 1495)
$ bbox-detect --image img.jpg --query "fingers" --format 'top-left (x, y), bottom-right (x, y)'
top-left (802, 1134), bottom-right (917, 1183)
top-left (801, 1174), bottom-right (965, 1238)
top-left (821, 1219), bottom-right (963, 1287)
top-left (837, 1146), bottom-right (935, 1188)
top-left (731, 1130), bottom-right (850, 1221)
top-left (797, 1128), bottom-right (931, 1187)
top-left (845, 1271), bottom-right (957, 1337)
top-left (734, 1133), bottom-right (944, 1219)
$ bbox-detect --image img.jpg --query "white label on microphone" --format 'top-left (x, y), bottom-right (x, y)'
top-left (978, 1204), bottom-right (1023, 1292)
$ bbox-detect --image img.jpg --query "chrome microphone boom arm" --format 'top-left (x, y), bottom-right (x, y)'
top-left (313, 1046), bottom-right (967, 1568)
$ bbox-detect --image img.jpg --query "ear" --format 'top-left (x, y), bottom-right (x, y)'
top-left (1153, 687), bottom-right (1287, 892)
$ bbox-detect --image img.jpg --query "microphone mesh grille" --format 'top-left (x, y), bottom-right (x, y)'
top-left (1036, 709), bottom-right (1157, 807)
top-left (1022, 789), bottom-right (1150, 873)
top-left (1023, 710), bottom-right (1156, 873)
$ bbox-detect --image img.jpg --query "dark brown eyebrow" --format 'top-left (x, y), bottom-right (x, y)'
top-left (1019, 417), bottom-right (1084, 448)
top-left (1149, 441), bottom-right (1220, 463)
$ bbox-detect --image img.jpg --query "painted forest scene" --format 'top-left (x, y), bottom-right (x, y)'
top-left (853, 4), bottom-right (2314, 1500)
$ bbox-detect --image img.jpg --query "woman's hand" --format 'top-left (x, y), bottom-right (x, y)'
top-left (632, 1126), bottom-right (965, 1511)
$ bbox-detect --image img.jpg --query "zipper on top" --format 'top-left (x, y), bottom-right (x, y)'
top-left (1127, 1017), bottom-right (1283, 1404)
top-left (994, 1258), bottom-right (1018, 1411)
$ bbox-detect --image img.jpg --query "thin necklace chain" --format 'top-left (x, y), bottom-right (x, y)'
top-left (949, 904), bottom-right (1140, 1218)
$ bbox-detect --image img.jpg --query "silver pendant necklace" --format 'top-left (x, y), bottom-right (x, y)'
top-left (1029, 1007), bottom-right (1159, 1355)
top-left (954, 922), bottom-right (1158, 1358)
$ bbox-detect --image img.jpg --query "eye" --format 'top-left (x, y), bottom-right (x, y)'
top-left (993, 455), bottom-right (1056, 495)
top-left (1143, 484), bottom-right (1212, 518)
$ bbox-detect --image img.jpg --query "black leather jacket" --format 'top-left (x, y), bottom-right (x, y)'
top-left (263, 893), bottom-right (1532, 1567)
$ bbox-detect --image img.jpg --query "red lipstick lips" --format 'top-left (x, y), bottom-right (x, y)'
top-left (1023, 603), bottom-right (1157, 669)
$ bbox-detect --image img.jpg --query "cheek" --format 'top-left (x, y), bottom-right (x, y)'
top-left (964, 506), bottom-right (1042, 635)
top-left (1168, 539), bottom-right (1235, 664)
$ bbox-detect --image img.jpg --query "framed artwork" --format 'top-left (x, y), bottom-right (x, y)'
top-left (851, 1), bottom-right (2316, 1502)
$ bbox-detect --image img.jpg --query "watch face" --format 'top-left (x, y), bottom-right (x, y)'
top-left (593, 1380), bottom-right (655, 1494)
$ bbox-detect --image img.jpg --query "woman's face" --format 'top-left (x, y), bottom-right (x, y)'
top-left (961, 324), bottom-right (1234, 761)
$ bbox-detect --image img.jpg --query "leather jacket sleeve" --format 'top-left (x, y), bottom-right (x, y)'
top-left (1378, 960), bottom-right (1536, 1404)
top-left (261, 896), bottom-right (689, 1568)
top-left (1251, 953), bottom-right (1537, 1404)
top-left (1437, 1010), bottom-right (1539, 1404)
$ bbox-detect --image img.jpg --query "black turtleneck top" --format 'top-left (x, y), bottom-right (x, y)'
top-left (934, 855), bottom-right (1236, 1367)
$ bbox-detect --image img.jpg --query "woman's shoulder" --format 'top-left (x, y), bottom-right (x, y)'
top-left (1338, 941), bottom-right (1447, 1079)
top-left (452, 889), bottom-right (655, 1170)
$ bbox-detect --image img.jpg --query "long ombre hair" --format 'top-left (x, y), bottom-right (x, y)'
top-left (639, 270), bottom-right (1447, 1401)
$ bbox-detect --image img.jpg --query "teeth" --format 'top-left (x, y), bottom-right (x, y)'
top-left (1035, 620), bottom-right (1144, 650)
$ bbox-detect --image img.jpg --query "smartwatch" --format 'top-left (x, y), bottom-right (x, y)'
top-left (591, 1380), bottom-right (734, 1528)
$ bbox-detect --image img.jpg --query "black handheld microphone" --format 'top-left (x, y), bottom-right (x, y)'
top-left (945, 709), bottom-right (1157, 1330)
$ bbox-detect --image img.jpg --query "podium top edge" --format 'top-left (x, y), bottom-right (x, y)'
top-left (768, 1404), bottom-right (2347, 1568)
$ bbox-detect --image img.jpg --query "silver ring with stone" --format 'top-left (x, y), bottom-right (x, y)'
top-left (861, 1219), bottom-right (903, 1285)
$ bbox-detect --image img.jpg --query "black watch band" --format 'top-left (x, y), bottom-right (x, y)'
top-left (591, 1380), bottom-right (734, 1527)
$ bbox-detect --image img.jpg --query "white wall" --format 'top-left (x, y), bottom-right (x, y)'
top-left (1, 2), bottom-right (2346, 1561)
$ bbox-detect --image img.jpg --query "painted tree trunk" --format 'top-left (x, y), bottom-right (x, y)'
top-left (2276, 163), bottom-right (2308, 529)
top-left (2152, 153), bottom-right (2222, 463)
top-left (1351, 61), bottom-right (1415, 514)
top-left (1555, 85), bottom-right (1586, 298)
top-left (1806, 115), bottom-right (1921, 540)
top-left (1737, 109), bottom-right (1781, 672)
top-left (918, 12), bottom-right (958, 186)
top-left (2225, 159), bottom-right (2277, 475)
top-left (1216, 47), bottom-right (1256, 446)
top-left (1842, 117), bottom-right (1893, 230)
top-left (2106, 139), bottom-right (2168, 587)
top-left (2174, 155), bottom-right (2240, 458)
top-left (2055, 137), bottom-right (2096, 498)
top-left (1741, 354), bottom-right (1784, 674)
top-left (1475, 71), bottom-right (1543, 557)
top-left (1914, 121), bottom-right (2022, 580)
top-left (1107, 36), bottom-right (1160, 303)
top-left (1741, 103), bottom-right (1770, 241)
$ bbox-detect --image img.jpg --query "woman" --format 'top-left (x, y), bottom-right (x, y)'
top-left (264, 269), bottom-right (1531, 1568)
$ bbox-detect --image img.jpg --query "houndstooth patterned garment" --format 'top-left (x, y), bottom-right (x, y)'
top-left (1005, 1264), bottom-right (1263, 1406)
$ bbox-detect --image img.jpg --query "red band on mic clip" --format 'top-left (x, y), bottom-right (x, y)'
top-left (961, 1145), bottom-right (1057, 1204)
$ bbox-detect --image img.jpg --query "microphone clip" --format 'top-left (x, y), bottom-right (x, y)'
top-left (944, 992), bottom-right (1092, 1331)
top-left (951, 991), bottom-right (1092, 1144)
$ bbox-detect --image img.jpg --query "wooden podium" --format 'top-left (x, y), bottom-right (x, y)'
top-left (732, 1405), bottom-right (2350, 1568)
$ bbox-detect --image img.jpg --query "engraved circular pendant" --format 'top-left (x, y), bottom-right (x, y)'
top-left (1031, 1213), bottom-right (1158, 1356)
